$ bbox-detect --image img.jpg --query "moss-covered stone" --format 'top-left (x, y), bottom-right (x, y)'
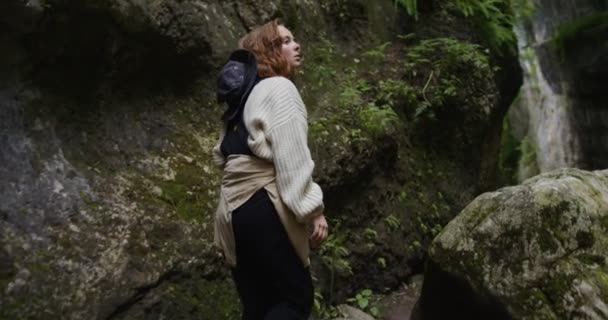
top-left (112, 275), bottom-right (241, 320)
top-left (417, 169), bottom-right (608, 319)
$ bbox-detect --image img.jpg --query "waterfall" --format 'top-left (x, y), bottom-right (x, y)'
top-left (511, 0), bottom-right (608, 180)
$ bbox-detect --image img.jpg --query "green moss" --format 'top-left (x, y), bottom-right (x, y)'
top-left (138, 120), bottom-right (219, 225)
top-left (157, 164), bottom-right (213, 224)
top-left (80, 191), bottom-right (101, 211)
top-left (163, 277), bottom-right (240, 320)
top-left (594, 269), bottom-right (608, 302)
top-left (577, 254), bottom-right (606, 266)
top-left (539, 201), bottom-right (569, 229)
top-left (113, 276), bottom-right (241, 320)
top-left (537, 228), bottom-right (559, 254)
top-left (519, 136), bottom-right (538, 177)
top-left (520, 287), bottom-right (551, 315)
top-left (536, 201), bottom-right (571, 252)
top-left (542, 272), bottom-right (575, 313)
top-left (431, 241), bottom-right (485, 278)
top-left (486, 225), bottom-right (526, 275)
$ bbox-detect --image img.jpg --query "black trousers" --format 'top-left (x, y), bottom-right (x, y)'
top-left (231, 189), bottom-right (313, 320)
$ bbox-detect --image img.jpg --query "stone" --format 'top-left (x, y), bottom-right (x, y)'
top-left (336, 304), bottom-right (376, 320)
top-left (414, 168), bottom-right (608, 320)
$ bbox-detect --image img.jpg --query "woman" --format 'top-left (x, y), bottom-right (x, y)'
top-left (213, 19), bottom-right (329, 320)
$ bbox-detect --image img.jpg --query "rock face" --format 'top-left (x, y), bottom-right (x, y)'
top-left (511, 0), bottom-right (608, 178)
top-left (0, 1), bottom-right (292, 319)
top-left (414, 168), bottom-right (608, 320)
top-left (0, 0), bottom-right (520, 318)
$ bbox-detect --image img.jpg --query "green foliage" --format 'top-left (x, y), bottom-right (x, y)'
top-left (510, 0), bottom-right (536, 19)
top-left (313, 290), bottom-right (341, 319)
top-left (358, 102), bottom-right (399, 137)
top-left (335, 76), bottom-right (404, 138)
top-left (407, 38), bottom-right (490, 71)
top-left (384, 214), bottom-right (401, 231)
top-left (374, 79), bottom-right (417, 107)
top-left (405, 38), bottom-right (490, 119)
top-left (364, 228), bottom-right (379, 241)
top-left (319, 233), bottom-right (353, 277)
top-left (394, 0), bottom-right (418, 20)
top-left (396, 0), bottom-right (517, 55)
top-left (377, 257), bottom-right (387, 269)
top-left (339, 84), bottom-right (363, 108)
top-left (397, 190), bottom-right (408, 202)
top-left (308, 35), bottom-right (338, 87)
top-left (315, 227), bottom-right (353, 319)
top-left (347, 289), bottom-right (381, 317)
top-left (456, 0), bottom-right (517, 55)
top-left (362, 41), bottom-right (392, 63)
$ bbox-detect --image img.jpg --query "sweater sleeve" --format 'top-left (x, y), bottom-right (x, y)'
top-left (265, 80), bottom-right (324, 222)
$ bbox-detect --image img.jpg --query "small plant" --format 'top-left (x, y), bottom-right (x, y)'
top-left (394, 0), bottom-right (418, 20)
top-left (452, 0), bottom-right (517, 55)
top-left (357, 102), bottom-right (399, 137)
top-left (313, 290), bottom-right (341, 319)
top-left (374, 79), bottom-right (417, 108)
top-left (364, 228), bottom-right (378, 241)
top-left (347, 289), bottom-right (380, 317)
top-left (339, 85), bottom-right (363, 107)
top-left (377, 257), bottom-right (387, 269)
top-left (384, 215), bottom-right (401, 231)
top-left (397, 191), bottom-right (408, 203)
top-left (318, 229), bottom-right (353, 305)
top-left (319, 234), bottom-right (353, 277)
top-left (362, 41), bottom-right (392, 62)
top-left (412, 240), bottom-right (421, 249)
top-left (431, 224), bottom-right (443, 237)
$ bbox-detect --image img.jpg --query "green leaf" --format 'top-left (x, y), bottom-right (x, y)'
top-left (358, 298), bottom-right (369, 309)
top-left (370, 306), bottom-right (380, 317)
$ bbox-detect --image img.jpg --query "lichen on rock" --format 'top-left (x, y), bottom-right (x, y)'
top-left (415, 168), bottom-right (608, 320)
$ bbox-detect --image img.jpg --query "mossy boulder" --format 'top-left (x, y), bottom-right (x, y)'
top-left (414, 168), bottom-right (608, 320)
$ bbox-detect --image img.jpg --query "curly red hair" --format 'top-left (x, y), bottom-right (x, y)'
top-left (239, 19), bottom-right (293, 78)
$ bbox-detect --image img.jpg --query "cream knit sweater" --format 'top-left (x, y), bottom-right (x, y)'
top-left (213, 76), bottom-right (324, 222)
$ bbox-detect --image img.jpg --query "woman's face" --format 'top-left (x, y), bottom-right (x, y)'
top-left (278, 25), bottom-right (302, 69)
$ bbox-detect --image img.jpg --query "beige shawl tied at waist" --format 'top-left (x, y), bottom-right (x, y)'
top-left (214, 154), bottom-right (310, 267)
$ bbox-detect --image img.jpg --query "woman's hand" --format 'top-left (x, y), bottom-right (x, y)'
top-left (310, 214), bottom-right (328, 248)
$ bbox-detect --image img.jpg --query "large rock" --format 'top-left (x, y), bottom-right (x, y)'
top-left (414, 168), bottom-right (608, 319)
